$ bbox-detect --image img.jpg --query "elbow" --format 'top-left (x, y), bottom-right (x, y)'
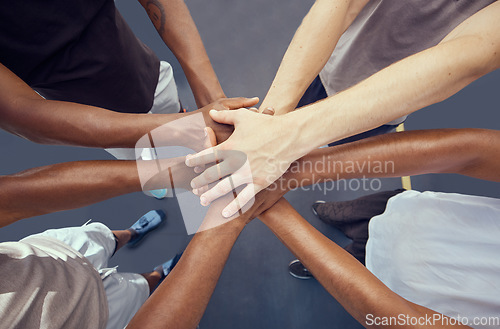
top-left (442, 129), bottom-right (498, 175)
top-left (466, 35), bottom-right (500, 80)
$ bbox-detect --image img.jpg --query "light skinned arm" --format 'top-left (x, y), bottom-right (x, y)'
top-left (188, 1), bottom-right (500, 216)
top-left (138, 0), bottom-right (225, 107)
top-left (288, 0), bottom-right (500, 155)
top-left (259, 198), bottom-right (471, 329)
top-left (0, 63), bottom-right (256, 147)
top-left (260, 0), bottom-right (369, 114)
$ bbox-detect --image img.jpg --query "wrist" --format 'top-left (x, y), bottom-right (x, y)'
top-left (181, 61), bottom-right (225, 108)
top-left (192, 85), bottom-right (225, 108)
top-left (260, 98), bottom-right (296, 116)
top-left (278, 113), bottom-right (315, 161)
top-left (202, 216), bottom-right (247, 236)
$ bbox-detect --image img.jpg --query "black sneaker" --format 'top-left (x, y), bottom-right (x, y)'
top-left (311, 200), bottom-right (326, 217)
top-left (288, 259), bottom-right (314, 280)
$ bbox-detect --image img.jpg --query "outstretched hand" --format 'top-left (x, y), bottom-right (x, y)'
top-left (186, 108), bottom-right (299, 218)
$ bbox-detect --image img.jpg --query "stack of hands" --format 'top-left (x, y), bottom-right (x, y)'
top-left (183, 98), bottom-right (298, 221)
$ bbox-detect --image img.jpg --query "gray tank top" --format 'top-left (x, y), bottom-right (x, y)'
top-left (0, 0), bottom-right (159, 113)
top-left (319, 0), bottom-right (496, 124)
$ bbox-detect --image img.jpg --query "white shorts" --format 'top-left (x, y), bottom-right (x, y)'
top-left (106, 60), bottom-right (181, 160)
top-left (30, 222), bottom-right (149, 329)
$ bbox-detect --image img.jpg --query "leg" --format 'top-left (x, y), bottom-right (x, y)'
top-left (140, 271), bottom-right (163, 294)
top-left (146, 253), bottom-right (184, 294)
top-left (111, 210), bottom-right (166, 254)
top-left (314, 189), bottom-right (406, 227)
top-left (290, 189), bottom-right (405, 277)
top-left (111, 229), bottom-right (134, 252)
top-left (314, 189), bottom-right (406, 264)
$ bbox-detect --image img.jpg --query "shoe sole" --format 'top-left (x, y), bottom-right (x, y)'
top-left (311, 200), bottom-right (326, 217)
top-left (288, 270), bottom-right (314, 280)
top-left (288, 259), bottom-right (314, 280)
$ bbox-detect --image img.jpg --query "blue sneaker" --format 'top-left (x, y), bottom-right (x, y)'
top-left (152, 252), bottom-right (183, 291)
top-left (127, 210), bottom-right (166, 247)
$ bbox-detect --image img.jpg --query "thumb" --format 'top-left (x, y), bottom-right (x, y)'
top-left (222, 97), bottom-right (259, 110)
top-left (209, 109), bottom-right (240, 126)
top-left (204, 127), bottom-right (217, 146)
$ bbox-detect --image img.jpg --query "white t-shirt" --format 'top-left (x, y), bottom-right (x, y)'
top-left (366, 190), bottom-right (500, 328)
top-left (0, 235), bottom-right (109, 329)
top-left (319, 0), bottom-right (496, 125)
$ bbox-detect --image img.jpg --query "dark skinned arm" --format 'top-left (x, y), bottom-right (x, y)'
top-left (283, 128), bottom-right (500, 187)
top-left (0, 63), bottom-right (254, 148)
top-left (138, 0), bottom-right (225, 107)
top-left (0, 161), bottom-right (140, 227)
top-left (127, 183), bottom-right (283, 329)
top-left (258, 199), bottom-right (471, 329)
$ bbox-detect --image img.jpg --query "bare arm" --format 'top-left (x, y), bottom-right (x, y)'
top-left (259, 199), bottom-right (470, 329)
top-left (191, 1), bottom-right (500, 215)
top-left (138, 0), bottom-right (225, 107)
top-left (0, 64), bottom-right (255, 147)
top-left (127, 182), bottom-right (282, 329)
top-left (285, 128), bottom-right (500, 186)
top-left (127, 214), bottom-right (245, 329)
top-left (290, 1), bottom-right (500, 153)
top-left (0, 161), bottom-right (141, 227)
top-left (259, 0), bottom-right (369, 115)
top-left (197, 128), bottom-right (500, 206)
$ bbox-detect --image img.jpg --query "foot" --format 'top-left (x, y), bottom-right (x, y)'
top-left (288, 259), bottom-right (314, 280)
top-left (127, 210), bottom-right (166, 247)
top-left (311, 200), bottom-right (326, 217)
top-left (153, 252), bottom-right (183, 286)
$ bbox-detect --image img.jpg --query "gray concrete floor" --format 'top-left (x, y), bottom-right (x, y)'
top-left (0, 1), bottom-right (499, 328)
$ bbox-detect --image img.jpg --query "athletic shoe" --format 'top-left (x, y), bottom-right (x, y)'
top-left (311, 200), bottom-right (326, 217)
top-left (149, 189), bottom-right (168, 199)
top-left (153, 252), bottom-right (183, 290)
top-left (127, 210), bottom-right (166, 247)
top-left (288, 259), bottom-right (314, 280)
top-left (154, 252), bottom-right (183, 278)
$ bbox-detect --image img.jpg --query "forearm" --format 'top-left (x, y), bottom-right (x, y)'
top-left (0, 63), bottom-right (248, 149)
top-left (260, 0), bottom-right (369, 115)
top-left (127, 186), bottom-right (286, 329)
top-left (128, 216), bottom-right (246, 329)
top-left (139, 0), bottom-right (224, 107)
top-left (259, 199), bottom-right (469, 329)
top-left (10, 97), bottom-right (184, 148)
top-left (0, 63), bottom-right (187, 147)
top-left (0, 152), bottom-right (226, 227)
top-left (290, 2), bottom-right (500, 150)
top-left (278, 129), bottom-right (500, 190)
top-left (0, 161), bottom-right (141, 227)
